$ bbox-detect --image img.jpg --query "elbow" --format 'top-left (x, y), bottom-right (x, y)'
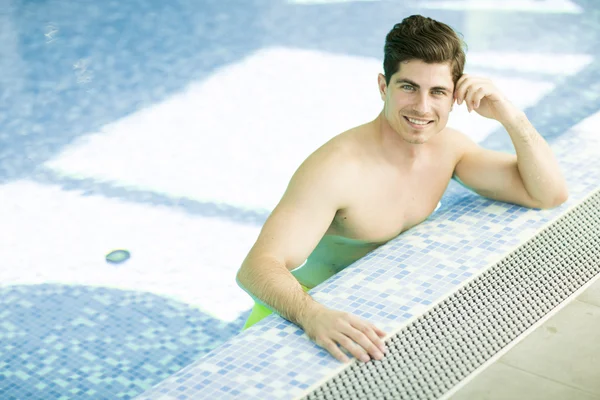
top-left (236, 255), bottom-right (254, 286)
top-left (537, 189), bottom-right (569, 209)
top-left (236, 260), bottom-right (249, 287)
top-left (555, 189), bottom-right (569, 206)
top-left (551, 187), bottom-right (569, 208)
top-left (236, 268), bottom-right (247, 289)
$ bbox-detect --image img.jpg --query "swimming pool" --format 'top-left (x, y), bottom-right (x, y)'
top-left (1, 1), bottom-right (599, 399)
top-left (135, 114), bottom-right (600, 399)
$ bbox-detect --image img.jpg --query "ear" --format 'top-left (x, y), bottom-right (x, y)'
top-left (377, 73), bottom-right (387, 101)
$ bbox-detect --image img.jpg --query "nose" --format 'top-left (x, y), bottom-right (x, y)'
top-left (413, 93), bottom-right (430, 115)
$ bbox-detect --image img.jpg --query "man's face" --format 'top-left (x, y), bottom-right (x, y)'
top-left (378, 60), bottom-right (455, 145)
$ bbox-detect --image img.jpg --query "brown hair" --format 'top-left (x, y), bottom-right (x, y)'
top-left (383, 15), bottom-right (467, 87)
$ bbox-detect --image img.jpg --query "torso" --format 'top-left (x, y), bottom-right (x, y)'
top-left (290, 123), bottom-right (462, 288)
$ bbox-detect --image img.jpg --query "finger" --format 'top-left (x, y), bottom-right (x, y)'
top-left (346, 325), bottom-right (385, 361)
top-left (465, 84), bottom-right (486, 112)
top-left (454, 78), bottom-right (469, 104)
top-left (456, 73), bottom-right (468, 85)
top-left (320, 337), bottom-right (352, 364)
top-left (465, 87), bottom-right (479, 112)
top-left (471, 86), bottom-right (487, 110)
top-left (455, 76), bottom-right (480, 105)
top-left (459, 85), bottom-right (476, 107)
top-left (336, 334), bottom-right (371, 363)
top-left (363, 324), bottom-right (388, 355)
top-left (454, 74), bottom-right (469, 99)
top-left (375, 335), bottom-right (389, 355)
top-left (457, 78), bottom-right (486, 106)
top-left (373, 324), bottom-right (388, 341)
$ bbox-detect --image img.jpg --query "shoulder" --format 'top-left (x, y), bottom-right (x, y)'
top-left (287, 129), bottom-right (362, 198)
top-left (438, 126), bottom-right (479, 165)
top-left (304, 127), bottom-right (366, 171)
top-left (440, 126), bottom-right (476, 149)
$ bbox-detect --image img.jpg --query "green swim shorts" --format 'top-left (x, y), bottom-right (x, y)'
top-left (242, 284), bottom-right (310, 331)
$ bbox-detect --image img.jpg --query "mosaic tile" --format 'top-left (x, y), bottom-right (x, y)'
top-left (136, 117), bottom-right (600, 399)
top-left (0, 285), bottom-right (248, 399)
top-left (0, 0), bottom-right (598, 398)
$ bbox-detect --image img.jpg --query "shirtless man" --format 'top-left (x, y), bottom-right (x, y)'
top-left (236, 15), bottom-right (568, 365)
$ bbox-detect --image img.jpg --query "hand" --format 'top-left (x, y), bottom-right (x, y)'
top-left (454, 74), bottom-right (520, 123)
top-left (301, 305), bottom-right (388, 364)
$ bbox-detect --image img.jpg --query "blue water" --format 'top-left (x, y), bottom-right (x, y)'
top-left (0, 0), bottom-right (598, 398)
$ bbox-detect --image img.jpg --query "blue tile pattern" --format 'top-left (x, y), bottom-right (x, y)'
top-left (0, 284), bottom-right (248, 399)
top-left (136, 121), bottom-right (600, 399)
top-left (0, 0), bottom-right (598, 399)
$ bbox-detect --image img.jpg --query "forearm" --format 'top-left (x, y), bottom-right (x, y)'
top-left (236, 255), bottom-right (321, 327)
top-left (501, 111), bottom-right (569, 207)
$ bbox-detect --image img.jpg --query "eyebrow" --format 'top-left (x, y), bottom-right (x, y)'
top-left (395, 78), bottom-right (451, 93)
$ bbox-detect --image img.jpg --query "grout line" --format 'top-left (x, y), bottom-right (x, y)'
top-left (496, 361), bottom-right (600, 398)
top-left (575, 282), bottom-right (600, 308)
top-left (576, 298), bottom-right (600, 308)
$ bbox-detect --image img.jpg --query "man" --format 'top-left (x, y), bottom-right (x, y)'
top-left (236, 15), bottom-right (568, 365)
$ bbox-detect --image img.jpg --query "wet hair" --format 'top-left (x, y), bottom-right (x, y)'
top-left (383, 15), bottom-right (467, 87)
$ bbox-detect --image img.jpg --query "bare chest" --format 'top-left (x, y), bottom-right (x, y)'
top-left (327, 158), bottom-right (455, 244)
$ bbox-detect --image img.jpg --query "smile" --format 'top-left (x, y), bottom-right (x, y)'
top-left (404, 116), bottom-right (433, 127)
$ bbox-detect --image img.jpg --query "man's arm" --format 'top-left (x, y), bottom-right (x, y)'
top-left (236, 145), bottom-right (349, 327)
top-left (452, 75), bottom-right (569, 209)
top-left (236, 144), bottom-right (388, 364)
top-left (499, 111), bottom-right (568, 207)
top-left (451, 122), bottom-right (568, 209)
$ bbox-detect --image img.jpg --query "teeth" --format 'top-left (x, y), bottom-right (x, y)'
top-left (407, 117), bottom-right (430, 125)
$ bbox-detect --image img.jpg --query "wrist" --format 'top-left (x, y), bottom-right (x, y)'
top-left (498, 104), bottom-right (526, 127)
top-left (298, 300), bottom-right (323, 327)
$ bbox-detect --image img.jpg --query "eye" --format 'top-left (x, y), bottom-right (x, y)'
top-left (432, 90), bottom-right (445, 96)
top-left (401, 85), bottom-right (415, 91)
